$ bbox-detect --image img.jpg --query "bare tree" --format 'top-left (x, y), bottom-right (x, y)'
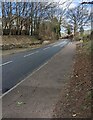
top-left (66, 4), bottom-right (90, 36)
top-left (2, 1), bottom-right (72, 40)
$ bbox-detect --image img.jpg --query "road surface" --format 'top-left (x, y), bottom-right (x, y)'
top-left (1, 39), bottom-right (69, 93)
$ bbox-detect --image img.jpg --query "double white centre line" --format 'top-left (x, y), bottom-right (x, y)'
top-left (0, 61), bottom-right (13, 67)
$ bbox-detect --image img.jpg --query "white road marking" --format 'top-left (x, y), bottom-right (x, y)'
top-left (53, 41), bottom-right (66, 47)
top-left (43, 47), bottom-right (50, 50)
top-left (60, 42), bottom-right (67, 47)
top-left (0, 42), bottom-right (68, 99)
top-left (24, 51), bottom-right (39, 58)
top-left (50, 40), bottom-right (66, 46)
top-left (53, 44), bottom-right (58, 47)
top-left (0, 60), bottom-right (49, 99)
top-left (24, 53), bottom-right (34, 57)
top-left (57, 41), bottom-right (67, 46)
top-left (0, 61), bottom-right (13, 67)
top-left (0, 41), bottom-right (70, 99)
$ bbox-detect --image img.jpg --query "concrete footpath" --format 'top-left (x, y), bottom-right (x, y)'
top-left (2, 42), bottom-right (76, 118)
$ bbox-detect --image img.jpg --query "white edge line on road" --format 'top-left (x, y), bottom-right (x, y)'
top-left (0, 60), bottom-right (49, 99)
top-left (0, 61), bottom-right (13, 67)
top-left (0, 41), bottom-right (70, 99)
top-left (43, 47), bottom-right (50, 50)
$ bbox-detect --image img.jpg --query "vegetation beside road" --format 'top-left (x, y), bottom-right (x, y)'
top-left (1, 35), bottom-right (57, 56)
top-left (53, 38), bottom-right (91, 118)
top-left (2, 35), bottom-right (41, 50)
top-left (1, 1), bottom-right (92, 118)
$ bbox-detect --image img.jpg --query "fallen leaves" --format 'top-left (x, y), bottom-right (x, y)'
top-left (52, 41), bottom-right (91, 118)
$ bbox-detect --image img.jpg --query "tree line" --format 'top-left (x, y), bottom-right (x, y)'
top-left (2, 1), bottom-right (91, 40)
top-left (2, 2), bottom-right (61, 40)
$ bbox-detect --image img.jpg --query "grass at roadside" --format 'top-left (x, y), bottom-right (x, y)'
top-left (1, 35), bottom-right (53, 56)
top-left (1, 35), bottom-right (62, 56)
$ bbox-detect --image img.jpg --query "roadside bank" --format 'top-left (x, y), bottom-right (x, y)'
top-left (53, 41), bottom-right (91, 118)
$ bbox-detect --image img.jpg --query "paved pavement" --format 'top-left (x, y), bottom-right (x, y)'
top-left (2, 39), bottom-right (69, 93)
top-left (2, 42), bottom-right (76, 118)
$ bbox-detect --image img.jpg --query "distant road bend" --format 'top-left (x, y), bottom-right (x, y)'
top-left (2, 39), bottom-right (70, 93)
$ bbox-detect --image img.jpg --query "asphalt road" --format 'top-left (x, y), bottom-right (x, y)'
top-left (1, 39), bottom-right (69, 93)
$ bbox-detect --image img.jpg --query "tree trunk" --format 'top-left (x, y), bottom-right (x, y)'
top-left (9, 2), bottom-right (12, 35)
